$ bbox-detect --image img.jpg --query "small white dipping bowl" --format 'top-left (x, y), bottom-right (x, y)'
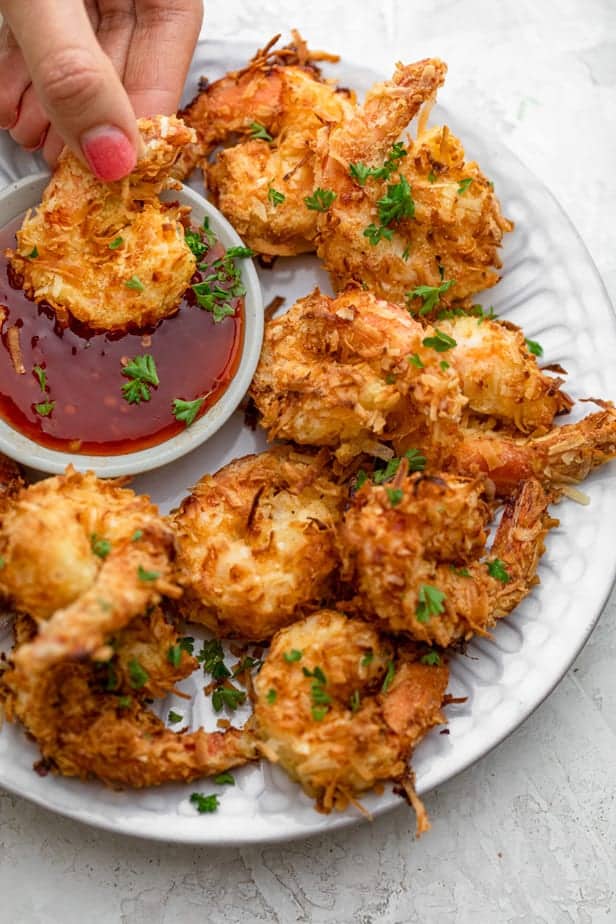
top-left (0, 173), bottom-right (264, 477)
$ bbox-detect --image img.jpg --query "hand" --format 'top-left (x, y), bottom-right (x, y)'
top-left (0, 1), bottom-right (203, 180)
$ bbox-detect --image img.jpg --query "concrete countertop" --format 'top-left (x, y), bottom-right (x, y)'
top-left (1, 2), bottom-right (615, 921)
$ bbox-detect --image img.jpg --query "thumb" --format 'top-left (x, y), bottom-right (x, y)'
top-left (2, 0), bottom-right (139, 180)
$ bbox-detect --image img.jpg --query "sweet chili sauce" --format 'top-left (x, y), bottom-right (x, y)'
top-left (0, 216), bottom-right (244, 455)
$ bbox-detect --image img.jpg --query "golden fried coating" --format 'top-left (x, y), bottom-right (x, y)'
top-left (250, 289), bottom-right (569, 464)
top-left (7, 116), bottom-right (196, 331)
top-left (341, 472), bottom-right (555, 646)
top-left (1, 618), bottom-right (256, 789)
top-left (254, 609), bottom-right (448, 830)
top-left (314, 59), bottom-right (512, 306)
top-left (179, 33), bottom-right (355, 256)
top-left (0, 468), bottom-right (179, 675)
top-left (172, 447), bottom-right (345, 640)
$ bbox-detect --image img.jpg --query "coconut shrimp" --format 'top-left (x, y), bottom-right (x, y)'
top-left (0, 468), bottom-right (179, 675)
top-left (314, 59), bottom-right (512, 306)
top-left (254, 609), bottom-right (449, 832)
top-left (172, 447), bottom-right (345, 640)
top-left (178, 32), bottom-right (355, 256)
top-left (1, 614), bottom-right (257, 788)
top-left (341, 471), bottom-right (555, 646)
top-left (7, 116), bottom-right (196, 331)
top-left (249, 289), bottom-right (570, 464)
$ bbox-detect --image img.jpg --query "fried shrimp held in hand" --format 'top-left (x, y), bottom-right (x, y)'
top-left (0, 468), bottom-right (179, 675)
top-left (341, 471), bottom-right (555, 646)
top-left (314, 59), bottom-right (512, 306)
top-left (7, 116), bottom-right (197, 331)
top-left (179, 32), bottom-right (354, 257)
top-left (1, 614), bottom-right (257, 788)
top-left (172, 448), bottom-right (345, 640)
top-left (254, 609), bottom-right (449, 832)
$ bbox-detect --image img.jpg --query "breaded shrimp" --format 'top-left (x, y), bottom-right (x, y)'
top-left (1, 615), bottom-right (256, 788)
top-left (178, 33), bottom-right (354, 256)
top-left (314, 59), bottom-right (512, 306)
top-left (0, 468), bottom-right (179, 673)
top-left (254, 609), bottom-right (448, 832)
top-left (172, 447), bottom-right (344, 640)
top-left (249, 289), bottom-right (569, 464)
top-left (7, 116), bottom-right (197, 331)
top-left (341, 472), bottom-right (555, 646)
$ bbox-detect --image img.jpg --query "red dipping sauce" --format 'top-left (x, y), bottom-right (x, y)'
top-left (0, 216), bottom-right (244, 455)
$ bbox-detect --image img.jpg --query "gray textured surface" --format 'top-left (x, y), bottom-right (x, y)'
top-left (1, 1), bottom-right (616, 920)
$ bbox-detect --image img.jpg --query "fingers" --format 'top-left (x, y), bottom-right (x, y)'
top-left (1, 0), bottom-right (139, 180)
top-left (0, 21), bottom-right (32, 129)
top-left (125, 0), bottom-right (203, 117)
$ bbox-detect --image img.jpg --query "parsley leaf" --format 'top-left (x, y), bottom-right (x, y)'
top-left (487, 558), bottom-right (510, 583)
top-left (428, 170), bottom-right (437, 183)
top-left (125, 275), bottom-right (145, 292)
top-left (172, 396), bottom-right (204, 427)
top-left (137, 565), bottom-right (159, 582)
top-left (168, 710), bottom-right (183, 724)
top-left (386, 487), bottom-right (403, 507)
top-left (373, 448), bottom-right (426, 485)
top-left (121, 354), bottom-right (159, 405)
top-left (304, 188), bottom-right (336, 212)
top-left (167, 638), bottom-right (194, 667)
top-left (416, 584), bottom-right (446, 623)
top-left (117, 695), bottom-right (132, 709)
top-left (212, 686), bottom-right (246, 712)
top-left (349, 162), bottom-right (372, 186)
top-left (361, 651), bottom-right (374, 667)
top-left (363, 223), bottom-right (394, 246)
top-left (349, 689), bottom-right (361, 712)
top-left (28, 246), bottom-right (39, 258)
top-left (311, 706), bottom-right (329, 721)
top-left (457, 177), bottom-right (473, 195)
top-left (422, 329), bottom-right (458, 352)
top-left (91, 534), bottom-right (111, 559)
top-left (33, 365), bottom-right (47, 392)
top-left (185, 228), bottom-right (207, 259)
top-left (420, 651), bottom-right (442, 666)
top-left (525, 338), bottom-right (544, 357)
top-left (214, 772), bottom-right (235, 786)
top-left (34, 401), bottom-right (55, 417)
top-left (268, 187), bottom-right (285, 207)
top-left (190, 792), bottom-right (219, 813)
top-left (249, 121), bottom-right (273, 141)
top-left (266, 688), bottom-right (277, 704)
top-left (283, 649), bottom-right (302, 663)
top-left (128, 658), bottom-right (149, 689)
top-left (108, 236), bottom-right (124, 250)
top-left (407, 279), bottom-right (456, 315)
top-left (408, 352), bottom-right (424, 368)
top-left (381, 661), bottom-right (396, 693)
top-left (377, 175), bottom-right (415, 226)
top-left (353, 469), bottom-right (368, 491)
top-left (198, 639), bottom-right (230, 680)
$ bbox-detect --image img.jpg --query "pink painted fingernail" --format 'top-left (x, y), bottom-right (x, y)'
top-left (80, 125), bottom-right (136, 181)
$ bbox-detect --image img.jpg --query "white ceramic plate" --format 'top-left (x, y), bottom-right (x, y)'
top-left (1, 40), bottom-right (615, 845)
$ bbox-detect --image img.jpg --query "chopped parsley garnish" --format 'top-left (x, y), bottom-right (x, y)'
top-left (457, 177), bottom-right (473, 195)
top-left (167, 637), bottom-right (194, 667)
top-left (363, 223), bottom-right (393, 246)
top-left (386, 487), bottom-right (403, 507)
top-left (131, 529), bottom-right (143, 542)
top-left (402, 244), bottom-right (410, 261)
top-left (198, 639), bottom-right (230, 680)
top-left (108, 236), bottom-right (124, 250)
top-left (349, 689), bottom-right (361, 713)
top-left (91, 534), bottom-right (111, 559)
top-left (249, 121), bottom-right (273, 141)
top-left (451, 565), bottom-right (471, 578)
top-left (185, 228), bottom-right (207, 259)
top-left (168, 710), bottom-right (183, 724)
top-left (172, 396), bottom-right (205, 428)
top-left (105, 662), bottom-right (119, 691)
top-left (304, 188), bottom-right (336, 212)
top-left (212, 686), bottom-right (246, 712)
top-left (117, 695), bottom-right (132, 709)
top-left (416, 584), bottom-right (446, 623)
top-left (361, 651), bottom-right (374, 667)
top-left (128, 658), bottom-right (149, 690)
top-left (373, 448), bottom-right (426, 484)
top-left (33, 365), bottom-right (47, 392)
top-left (353, 468), bottom-right (368, 491)
top-left (34, 401), bottom-right (55, 417)
top-left (385, 372), bottom-right (396, 384)
top-left (268, 187), bottom-right (285, 207)
top-left (407, 279), bottom-right (456, 316)
top-left (349, 142), bottom-right (408, 186)
top-left (137, 565), bottom-right (159, 582)
top-left (121, 354), bottom-right (159, 405)
top-left (0, 556), bottom-right (4, 570)
top-left (349, 162), bottom-right (373, 186)
top-left (225, 246), bottom-right (254, 259)
top-left (125, 275), bottom-right (145, 292)
top-left (28, 246), bottom-right (39, 258)
top-left (233, 655), bottom-right (261, 676)
top-left (381, 661), bottom-right (396, 693)
top-left (408, 352), bottom-right (424, 368)
top-left (214, 772), bottom-right (235, 786)
top-left (283, 649), bottom-right (303, 663)
top-left (191, 280), bottom-right (236, 322)
top-left (525, 338), bottom-right (544, 357)
top-left (377, 174), bottom-right (414, 226)
top-left (428, 170), bottom-right (436, 184)
top-left (266, 688), bottom-right (277, 704)
top-left (190, 792), bottom-right (219, 813)
top-left (191, 246), bottom-right (248, 323)
top-left (440, 360), bottom-right (450, 371)
top-left (420, 651), bottom-right (442, 666)
top-left (422, 329), bottom-right (457, 353)
top-left (487, 558), bottom-right (510, 583)
top-left (311, 706), bottom-right (329, 721)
